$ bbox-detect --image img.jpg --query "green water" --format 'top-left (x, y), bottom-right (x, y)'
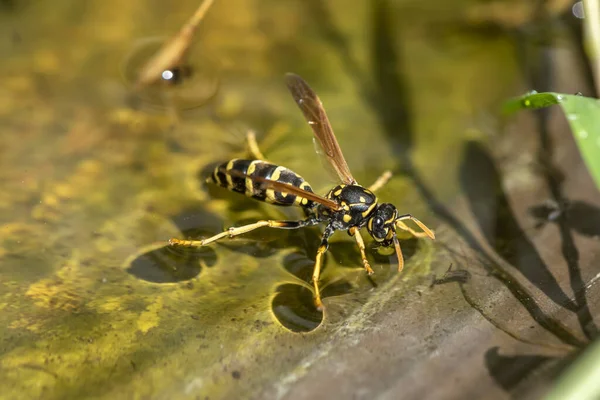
top-left (2, 1), bottom-right (595, 399)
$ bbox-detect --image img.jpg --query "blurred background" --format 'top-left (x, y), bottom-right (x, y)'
top-left (0, 0), bottom-right (599, 399)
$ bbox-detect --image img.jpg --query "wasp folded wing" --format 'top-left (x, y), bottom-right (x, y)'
top-left (285, 73), bottom-right (356, 185)
top-left (222, 167), bottom-right (341, 210)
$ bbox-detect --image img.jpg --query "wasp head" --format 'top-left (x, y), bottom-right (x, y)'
top-left (367, 203), bottom-right (398, 244)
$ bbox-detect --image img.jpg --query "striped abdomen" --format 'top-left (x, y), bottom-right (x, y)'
top-left (208, 159), bottom-right (315, 208)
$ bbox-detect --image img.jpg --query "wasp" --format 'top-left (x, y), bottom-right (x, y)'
top-left (169, 73), bottom-right (435, 310)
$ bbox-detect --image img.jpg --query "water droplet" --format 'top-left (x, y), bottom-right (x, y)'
top-left (161, 69), bottom-right (175, 81)
top-left (572, 1), bottom-right (585, 19)
top-left (556, 95), bottom-right (564, 102)
top-left (121, 36), bottom-right (221, 111)
top-left (548, 210), bottom-right (561, 221)
top-left (579, 130), bottom-right (588, 139)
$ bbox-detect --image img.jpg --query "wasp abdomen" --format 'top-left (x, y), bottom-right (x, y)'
top-left (209, 159), bottom-right (315, 207)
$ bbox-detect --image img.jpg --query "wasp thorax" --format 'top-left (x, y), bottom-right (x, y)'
top-left (367, 203), bottom-right (398, 242)
top-left (322, 184), bottom-right (378, 228)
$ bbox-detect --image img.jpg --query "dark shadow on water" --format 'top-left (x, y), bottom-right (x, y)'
top-left (272, 284), bottom-right (322, 332)
top-left (369, 0), bottom-right (412, 158)
top-left (459, 140), bottom-right (576, 311)
top-left (304, 0), bottom-right (367, 92)
top-left (485, 347), bottom-right (557, 392)
top-left (529, 200), bottom-right (600, 238)
top-left (127, 245), bottom-right (216, 283)
top-left (515, 27), bottom-right (600, 339)
top-left (430, 264), bottom-right (471, 287)
top-left (305, 0), bottom-right (410, 158)
top-left (125, 209), bottom-right (220, 283)
top-left (271, 280), bottom-right (354, 333)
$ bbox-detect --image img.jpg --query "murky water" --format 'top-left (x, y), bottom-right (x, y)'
top-left (1, 1), bottom-right (598, 399)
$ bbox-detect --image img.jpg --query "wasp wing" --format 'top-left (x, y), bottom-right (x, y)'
top-left (285, 73), bottom-right (356, 185)
top-left (311, 137), bottom-right (343, 185)
top-left (221, 167), bottom-right (341, 211)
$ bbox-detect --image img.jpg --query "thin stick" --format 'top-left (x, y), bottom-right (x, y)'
top-left (367, 170), bottom-right (392, 192)
top-left (584, 0), bottom-right (600, 95)
top-left (135, 0), bottom-right (216, 88)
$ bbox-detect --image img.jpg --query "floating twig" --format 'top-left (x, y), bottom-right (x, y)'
top-left (135, 0), bottom-right (216, 89)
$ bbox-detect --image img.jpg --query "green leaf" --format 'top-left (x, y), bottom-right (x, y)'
top-left (545, 337), bottom-right (600, 400)
top-left (504, 92), bottom-right (600, 190)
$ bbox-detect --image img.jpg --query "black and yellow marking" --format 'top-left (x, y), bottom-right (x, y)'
top-left (209, 159), bottom-right (316, 208)
top-left (298, 182), bottom-right (311, 206)
top-left (324, 184), bottom-right (379, 225)
top-left (170, 74), bottom-right (437, 312)
top-left (361, 202), bottom-right (377, 218)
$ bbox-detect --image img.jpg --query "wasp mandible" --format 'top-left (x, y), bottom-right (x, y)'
top-left (169, 73), bottom-right (435, 310)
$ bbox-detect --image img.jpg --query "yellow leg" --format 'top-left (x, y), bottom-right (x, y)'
top-left (395, 221), bottom-right (430, 238)
top-left (392, 234), bottom-right (405, 273)
top-left (246, 130), bottom-right (266, 160)
top-left (311, 225), bottom-right (335, 311)
top-left (349, 227), bottom-right (374, 275)
top-left (169, 219), bottom-right (311, 247)
top-left (368, 170), bottom-right (393, 192)
top-left (395, 214), bottom-right (435, 240)
top-left (312, 245), bottom-right (327, 311)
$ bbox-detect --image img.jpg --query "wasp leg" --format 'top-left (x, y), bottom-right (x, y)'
top-left (367, 170), bottom-right (393, 192)
top-left (395, 214), bottom-right (436, 240)
top-left (395, 221), bottom-right (429, 238)
top-left (169, 219), bottom-right (316, 247)
top-left (246, 130), bottom-right (267, 160)
top-left (392, 234), bottom-right (405, 273)
top-left (348, 227), bottom-right (374, 275)
top-left (312, 224), bottom-right (335, 311)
